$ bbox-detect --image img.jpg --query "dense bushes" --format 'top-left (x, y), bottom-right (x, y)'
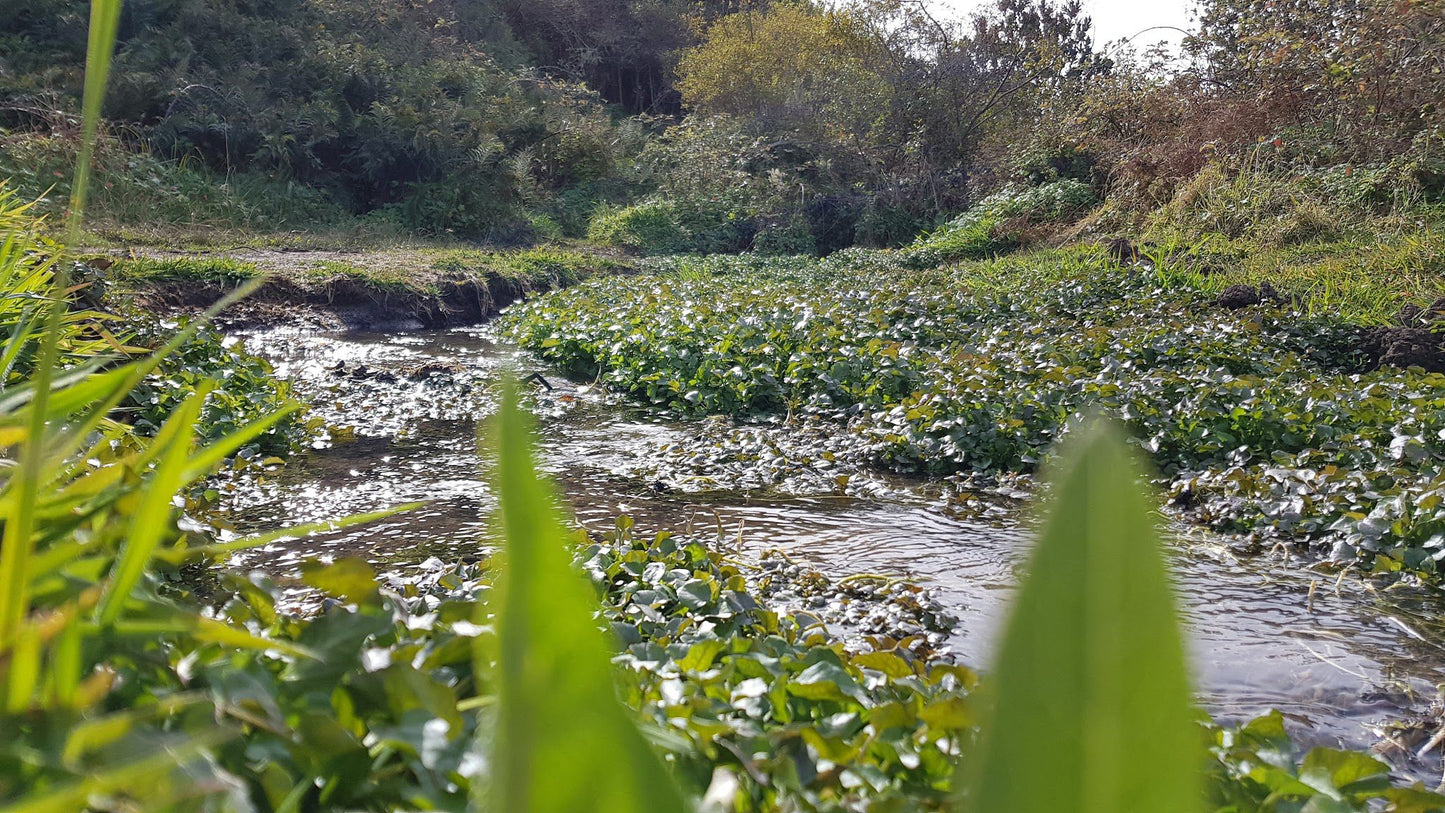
top-left (4, 0), bottom-right (1441, 250)
top-left (648, 0), bottom-right (1104, 251)
top-left (0, 0), bottom-right (648, 239)
top-left (1031, 0), bottom-right (1445, 221)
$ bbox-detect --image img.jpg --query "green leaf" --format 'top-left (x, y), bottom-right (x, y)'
top-left (678, 639), bottom-right (727, 672)
top-left (1299, 748), bottom-right (1391, 798)
top-left (958, 420), bottom-right (1200, 813)
top-left (788, 660), bottom-right (861, 703)
top-left (852, 651), bottom-right (914, 679)
top-left (917, 697), bottom-right (972, 730)
top-left (301, 558), bottom-right (381, 605)
top-left (484, 378), bottom-right (688, 813)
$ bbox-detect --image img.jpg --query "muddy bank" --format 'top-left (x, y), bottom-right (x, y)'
top-left (102, 246), bottom-right (630, 329)
top-left (123, 273), bottom-right (544, 330)
top-left (1359, 299), bottom-right (1445, 373)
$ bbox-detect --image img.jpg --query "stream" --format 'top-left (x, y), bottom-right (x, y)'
top-left (222, 323), bottom-right (1445, 784)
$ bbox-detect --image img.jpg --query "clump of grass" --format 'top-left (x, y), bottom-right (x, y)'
top-left (905, 179), bottom-right (1097, 268)
top-left (112, 255), bottom-right (260, 283)
top-left (587, 202), bottom-right (689, 254)
top-left (310, 258), bottom-right (415, 291)
top-left (431, 246), bottom-right (621, 286)
top-left (1129, 228), bottom-right (1445, 326)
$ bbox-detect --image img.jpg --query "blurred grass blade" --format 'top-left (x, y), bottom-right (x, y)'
top-left (66, 0), bottom-right (124, 241)
top-left (180, 402), bottom-right (302, 480)
top-left (0, 0), bottom-right (125, 647)
top-left (486, 379), bottom-right (688, 813)
top-left (41, 276), bottom-right (270, 467)
top-left (3, 622), bottom-right (42, 713)
top-left (0, 363), bottom-right (126, 420)
top-left (94, 619), bottom-right (316, 660)
top-left (958, 420), bottom-right (1200, 813)
top-left (61, 693), bottom-right (210, 763)
top-left (48, 608), bottom-right (83, 708)
top-left (0, 730), bottom-right (234, 813)
top-left (95, 390), bottom-right (204, 625)
top-left (151, 503), bottom-right (425, 565)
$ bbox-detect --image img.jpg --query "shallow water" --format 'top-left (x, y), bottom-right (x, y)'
top-left (226, 324), bottom-right (1445, 783)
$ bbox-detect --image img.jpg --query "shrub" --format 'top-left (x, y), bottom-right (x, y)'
top-left (905, 179), bottom-right (1096, 266)
top-left (752, 218), bottom-right (817, 255)
top-left (851, 200), bottom-right (924, 248)
top-left (588, 201), bottom-right (686, 253)
top-left (390, 174), bottom-right (531, 242)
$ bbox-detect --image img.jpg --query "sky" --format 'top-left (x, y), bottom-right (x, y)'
top-left (927, 0), bottom-right (1197, 52)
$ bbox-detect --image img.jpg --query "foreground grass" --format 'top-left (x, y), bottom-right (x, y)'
top-left (503, 235), bottom-right (1445, 578)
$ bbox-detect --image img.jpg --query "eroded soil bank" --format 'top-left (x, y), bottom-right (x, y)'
top-left (98, 246), bottom-right (631, 330)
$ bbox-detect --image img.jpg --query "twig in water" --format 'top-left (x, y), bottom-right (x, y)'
top-left (1297, 641), bottom-right (1370, 680)
top-left (1416, 726), bottom-right (1445, 761)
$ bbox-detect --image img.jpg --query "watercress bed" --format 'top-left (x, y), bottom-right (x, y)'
top-left (502, 249), bottom-right (1445, 578)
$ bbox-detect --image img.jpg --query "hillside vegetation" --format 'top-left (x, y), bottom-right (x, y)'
top-left (1, 0), bottom-right (1437, 256)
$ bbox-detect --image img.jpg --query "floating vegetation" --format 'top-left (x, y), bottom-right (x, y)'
top-left (503, 249), bottom-right (1445, 577)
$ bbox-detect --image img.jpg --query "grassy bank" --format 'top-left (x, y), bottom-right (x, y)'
top-left (86, 243), bottom-right (633, 329)
top-left (106, 245), bottom-right (628, 295)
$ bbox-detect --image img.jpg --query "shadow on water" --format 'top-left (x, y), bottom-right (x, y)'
top-left (224, 324), bottom-right (1445, 782)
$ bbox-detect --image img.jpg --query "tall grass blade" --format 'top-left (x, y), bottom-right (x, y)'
top-left (485, 379), bottom-right (688, 813)
top-left (95, 390), bottom-right (203, 625)
top-left (67, 0), bottom-right (124, 242)
top-left (41, 276), bottom-right (269, 467)
top-left (151, 503), bottom-right (425, 565)
top-left (0, 0), bottom-right (124, 647)
top-left (958, 420), bottom-right (1200, 813)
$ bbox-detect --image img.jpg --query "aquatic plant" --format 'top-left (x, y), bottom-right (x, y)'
top-left (503, 250), bottom-right (1445, 576)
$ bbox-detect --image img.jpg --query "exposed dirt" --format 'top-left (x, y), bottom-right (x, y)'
top-left (1360, 325), bottom-right (1444, 373)
top-left (1215, 282), bottom-right (1287, 309)
top-left (1356, 298), bottom-right (1445, 374)
top-left (111, 247), bottom-right (614, 329)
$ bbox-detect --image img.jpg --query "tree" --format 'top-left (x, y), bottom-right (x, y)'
top-left (675, 1), bottom-right (889, 142)
top-left (1189, 0), bottom-right (1445, 161)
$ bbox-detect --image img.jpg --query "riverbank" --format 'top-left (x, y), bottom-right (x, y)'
top-left (8, 198), bottom-right (1445, 806)
top-left (94, 243), bottom-right (632, 330)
